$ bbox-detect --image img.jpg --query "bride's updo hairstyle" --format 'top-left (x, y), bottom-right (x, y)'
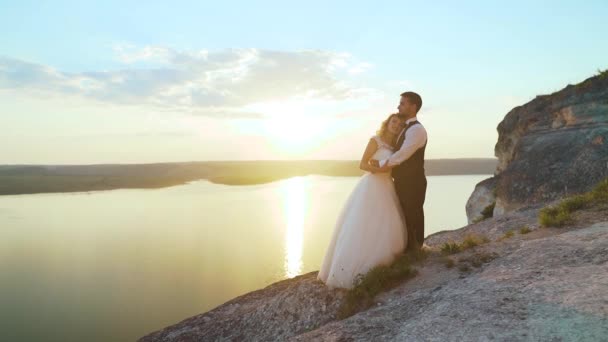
top-left (376, 113), bottom-right (403, 147)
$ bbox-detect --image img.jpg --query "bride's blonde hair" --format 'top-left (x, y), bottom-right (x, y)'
top-left (376, 113), bottom-right (403, 147)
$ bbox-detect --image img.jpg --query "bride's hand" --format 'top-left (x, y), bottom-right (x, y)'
top-left (368, 159), bottom-right (380, 167)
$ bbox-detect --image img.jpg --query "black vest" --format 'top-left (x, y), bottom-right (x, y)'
top-left (391, 120), bottom-right (427, 182)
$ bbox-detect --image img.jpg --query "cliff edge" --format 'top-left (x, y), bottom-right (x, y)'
top-left (467, 72), bottom-right (608, 222)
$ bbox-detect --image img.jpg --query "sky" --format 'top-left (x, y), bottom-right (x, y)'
top-left (1, 1), bottom-right (607, 164)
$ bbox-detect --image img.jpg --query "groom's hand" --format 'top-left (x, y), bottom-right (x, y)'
top-left (369, 159), bottom-right (380, 167)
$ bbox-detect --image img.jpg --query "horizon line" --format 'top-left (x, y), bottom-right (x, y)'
top-left (0, 158), bottom-right (498, 167)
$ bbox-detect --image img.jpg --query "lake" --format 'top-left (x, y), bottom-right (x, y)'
top-left (0, 174), bottom-right (489, 341)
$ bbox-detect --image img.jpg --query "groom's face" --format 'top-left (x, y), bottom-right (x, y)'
top-left (398, 96), bottom-right (416, 116)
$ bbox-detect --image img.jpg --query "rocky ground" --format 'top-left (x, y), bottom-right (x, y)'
top-left (139, 202), bottom-right (608, 342)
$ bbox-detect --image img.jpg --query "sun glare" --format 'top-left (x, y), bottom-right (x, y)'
top-left (282, 177), bottom-right (308, 278)
top-left (245, 99), bottom-right (336, 152)
top-left (263, 115), bottom-right (326, 145)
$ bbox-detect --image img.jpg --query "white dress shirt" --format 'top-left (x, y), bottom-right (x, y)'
top-left (379, 116), bottom-right (427, 168)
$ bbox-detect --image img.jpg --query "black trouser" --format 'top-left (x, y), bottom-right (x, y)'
top-left (395, 177), bottom-right (427, 251)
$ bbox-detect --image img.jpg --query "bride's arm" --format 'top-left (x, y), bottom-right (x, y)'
top-left (359, 138), bottom-right (382, 173)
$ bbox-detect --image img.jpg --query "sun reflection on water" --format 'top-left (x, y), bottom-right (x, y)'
top-left (281, 177), bottom-right (308, 278)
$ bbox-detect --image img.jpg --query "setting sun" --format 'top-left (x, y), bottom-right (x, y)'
top-left (246, 99), bottom-right (336, 152)
top-left (263, 114), bottom-right (329, 146)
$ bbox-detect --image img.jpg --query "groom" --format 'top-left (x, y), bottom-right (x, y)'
top-left (370, 91), bottom-right (428, 252)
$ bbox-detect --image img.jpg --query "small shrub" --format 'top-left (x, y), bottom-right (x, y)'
top-left (440, 241), bottom-right (461, 255)
top-left (539, 205), bottom-right (572, 227)
top-left (473, 202), bottom-right (496, 223)
top-left (440, 234), bottom-right (489, 255)
top-left (337, 253), bottom-right (420, 319)
top-left (441, 257), bottom-right (455, 269)
top-left (480, 202), bottom-right (496, 219)
top-left (457, 251), bottom-right (499, 272)
top-left (591, 178), bottom-right (608, 202)
top-left (519, 226), bottom-right (532, 234)
top-left (539, 177), bottom-right (608, 227)
top-left (501, 230), bottom-right (515, 240)
top-left (461, 233), bottom-right (489, 249)
top-left (461, 235), bottom-right (480, 249)
top-left (561, 194), bottom-right (592, 212)
top-left (477, 252), bottom-right (498, 263)
top-left (575, 78), bottom-right (594, 90)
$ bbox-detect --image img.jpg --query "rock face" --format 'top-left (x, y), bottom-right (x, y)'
top-left (139, 271), bottom-right (346, 342)
top-left (139, 204), bottom-right (608, 341)
top-left (465, 177), bottom-right (497, 224)
top-left (467, 73), bottom-right (608, 221)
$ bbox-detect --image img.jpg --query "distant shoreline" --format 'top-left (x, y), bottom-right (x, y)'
top-left (0, 159), bottom-right (496, 195)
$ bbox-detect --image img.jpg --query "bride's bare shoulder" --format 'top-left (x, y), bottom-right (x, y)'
top-left (361, 136), bottom-right (379, 155)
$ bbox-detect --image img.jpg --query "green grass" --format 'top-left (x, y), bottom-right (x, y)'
top-left (501, 230), bottom-right (515, 240)
top-left (481, 202), bottom-right (496, 219)
top-left (462, 234), bottom-right (490, 248)
top-left (575, 68), bottom-right (608, 90)
top-left (562, 194), bottom-right (594, 211)
top-left (440, 233), bottom-right (489, 255)
top-left (591, 178), bottom-right (608, 202)
top-left (457, 251), bottom-right (499, 271)
top-left (337, 249), bottom-right (428, 319)
top-left (519, 225), bottom-right (532, 234)
top-left (441, 256), bottom-right (455, 269)
top-left (539, 177), bottom-right (608, 227)
top-left (440, 241), bottom-right (462, 255)
top-left (473, 201), bottom-right (496, 223)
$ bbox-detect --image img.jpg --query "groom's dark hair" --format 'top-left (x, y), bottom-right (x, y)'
top-left (400, 91), bottom-right (422, 113)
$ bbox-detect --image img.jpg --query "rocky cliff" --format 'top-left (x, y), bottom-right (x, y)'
top-left (140, 204), bottom-right (608, 341)
top-left (467, 73), bottom-right (608, 222)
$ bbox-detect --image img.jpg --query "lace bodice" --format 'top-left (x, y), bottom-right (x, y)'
top-left (371, 135), bottom-right (395, 160)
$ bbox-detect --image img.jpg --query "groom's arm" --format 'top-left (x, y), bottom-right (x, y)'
top-left (378, 125), bottom-right (427, 169)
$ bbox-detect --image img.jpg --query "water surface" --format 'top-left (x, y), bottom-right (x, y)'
top-left (0, 174), bottom-right (489, 341)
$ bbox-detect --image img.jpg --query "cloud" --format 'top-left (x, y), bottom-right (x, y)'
top-left (348, 62), bottom-right (373, 74)
top-left (0, 47), bottom-right (378, 117)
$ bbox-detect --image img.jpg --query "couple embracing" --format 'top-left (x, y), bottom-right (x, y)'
top-left (318, 91), bottom-right (428, 289)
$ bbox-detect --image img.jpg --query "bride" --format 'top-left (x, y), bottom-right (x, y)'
top-left (317, 113), bottom-right (408, 289)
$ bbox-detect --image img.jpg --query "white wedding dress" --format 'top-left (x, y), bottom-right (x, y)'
top-left (317, 135), bottom-right (407, 289)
